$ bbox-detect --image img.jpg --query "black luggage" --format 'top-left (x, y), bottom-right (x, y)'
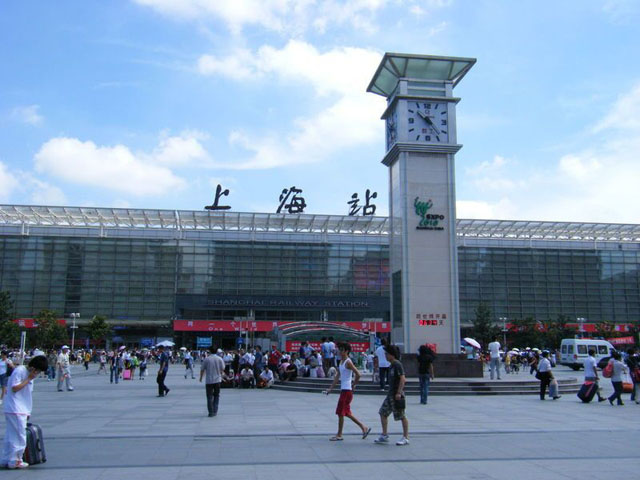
top-left (577, 382), bottom-right (597, 403)
top-left (23, 423), bottom-right (46, 465)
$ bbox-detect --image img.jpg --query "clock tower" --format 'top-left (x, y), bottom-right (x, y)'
top-left (368, 53), bottom-right (476, 354)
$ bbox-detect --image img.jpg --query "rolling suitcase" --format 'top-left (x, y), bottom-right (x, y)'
top-left (577, 381), bottom-right (597, 403)
top-left (23, 423), bottom-right (47, 465)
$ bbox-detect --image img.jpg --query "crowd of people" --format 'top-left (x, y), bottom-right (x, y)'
top-left (1, 337), bottom-right (639, 469)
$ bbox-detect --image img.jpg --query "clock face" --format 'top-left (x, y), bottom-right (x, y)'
top-left (407, 101), bottom-right (449, 143)
top-left (386, 110), bottom-right (397, 149)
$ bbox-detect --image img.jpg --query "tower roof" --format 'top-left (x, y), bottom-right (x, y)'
top-left (367, 53), bottom-right (476, 97)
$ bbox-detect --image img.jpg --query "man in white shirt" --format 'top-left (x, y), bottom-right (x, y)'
top-left (584, 349), bottom-right (606, 402)
top-left (488, 337), bottom-right (501, 380)
top-left (56, 345), bottom-right (74, 391)
top-left (257, 366), bottom-right (274, 388)
top-left (200, 348), bottom-right (225, 417)
top-left (375, 339), bottom-right (391, 390)
top-left (1, 355), bottom-right (48, 469)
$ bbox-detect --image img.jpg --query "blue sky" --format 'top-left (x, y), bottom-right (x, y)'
top-left (2, 0), bottom-right (640, 223)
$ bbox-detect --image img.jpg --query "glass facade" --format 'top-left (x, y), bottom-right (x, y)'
top-left (0, 207), bottom-right (638, 332)
top-left (458, 246), bottom-right (640, 323)
top-left (0, 235), bottom-right (390, 324)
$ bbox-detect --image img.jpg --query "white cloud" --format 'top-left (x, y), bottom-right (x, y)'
top-left (10, 105), bottom-right (44, 126)
top-left (199, 41), bottom-right (384, 169)
top-left (27, 178), bottom-right (67, 205)
top-left (0, 162), bottom-right (19, 201)
top-left (34, 137), bottom-right (190, 196)
top-left (149, 131), bottom-right (210, 166)
top-left (134, 0), bottom-right (389, 35)
top-left (466, 155), bottom-right (508, 175)
top-left (459, 82), bottom-right (640, 224)
top-left (592, 82), bottom-right (640, 133)
top-left (456, 198), bottom-right (515, 220)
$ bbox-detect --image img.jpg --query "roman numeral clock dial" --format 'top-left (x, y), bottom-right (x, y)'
top-left (407, 101), bottom-right (449, 143)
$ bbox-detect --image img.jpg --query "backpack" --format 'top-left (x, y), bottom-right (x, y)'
top-left (602, 361), bottom-right (614, 378)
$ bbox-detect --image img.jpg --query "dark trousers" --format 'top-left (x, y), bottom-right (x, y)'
top-left (206, 383), bottom-right (221, 414)
top-left (379, 366), bottom-right (389, 389)
top-left (609, 381), bottom-right (624, 405)
top-left (538, 371), bottom-right (551, 399)
top-left (157, 370), bottom-right (169, 396)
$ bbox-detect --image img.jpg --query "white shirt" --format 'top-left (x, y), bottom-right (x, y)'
top-left (488, 341), bottom-right (501, 359)
top-left (339, 359), bottom-right (353, 390)
top-left (538, 357), bottom-right (551, 372)
top-left (259, 369), bottom-right (273, 382)
top-left (375, 345), bottom-right (390, 368)
top-left (584, 356), bottom-right (597, 378)
top-left (57, 352), bottom-right (70, 369)
top-left (3, 366), bottom-right (33, 415)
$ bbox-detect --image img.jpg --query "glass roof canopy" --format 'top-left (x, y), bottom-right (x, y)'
top-left (1, 205), bottom-right (639, 243)
top-left (367, 52), bottom-right (477, 97)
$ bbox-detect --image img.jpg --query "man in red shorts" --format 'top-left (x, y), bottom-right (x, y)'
top-left (324, 342), bottom-right (371, 441)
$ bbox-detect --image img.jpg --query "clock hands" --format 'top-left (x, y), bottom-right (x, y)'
top-left (417, 110), bottom-right (441, 135)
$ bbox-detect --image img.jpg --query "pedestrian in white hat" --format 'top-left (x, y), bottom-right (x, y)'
top-left (56, 346), bottom-right (74, 392)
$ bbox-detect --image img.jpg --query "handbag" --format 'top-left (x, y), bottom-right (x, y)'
top-left (394, 395), bottom-right (406, 410)
top-left (622, 373), bottom-right (634, 393)
top-left (535, 371), bottom-right (542, 380)
top-left (602, 361), bottom-right (613, 378)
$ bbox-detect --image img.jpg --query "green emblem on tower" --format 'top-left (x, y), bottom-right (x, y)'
top-left (414, 197), bottom-right (445, 230)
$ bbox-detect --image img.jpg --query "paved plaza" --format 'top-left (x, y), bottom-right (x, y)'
top-left (2, 364), bottom-right (639, 479)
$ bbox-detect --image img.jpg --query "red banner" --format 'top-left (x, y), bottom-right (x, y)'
top-left (174, 319), bottom-right (390, 333)
top-left (174, 320), bottom-right (276, 332)
top-left (607, 336), bottom-right (636, 346)
top-left (13, 318), bottom-right (67, 328)
top-left (285, 341), bottom-right (371, 353)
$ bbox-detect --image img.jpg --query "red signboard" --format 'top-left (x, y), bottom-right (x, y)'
top-left (13, 318), bottom-right (67, 328)
top-left (607, 336), bottom-right (636, 346)
top-left (285, 341), bottom-right (371, 353)
top-left (173, 320), bottom-right (276, 332)
top-left (174, 319), bottom-right (390, 333)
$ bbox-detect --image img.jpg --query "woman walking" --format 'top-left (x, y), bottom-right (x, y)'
top-left (607, 350), bottom-right (628, 406)
top-left (324, 342), bottom-right (370, 441)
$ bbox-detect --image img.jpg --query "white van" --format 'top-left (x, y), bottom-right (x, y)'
top-left (559, 339), bottom-right (615, 370)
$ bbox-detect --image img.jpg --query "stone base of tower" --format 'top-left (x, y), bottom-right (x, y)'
top-left (400, 353), bottom-right (483, 378)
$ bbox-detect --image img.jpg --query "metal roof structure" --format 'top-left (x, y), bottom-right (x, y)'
top-left (0, 205), bottom-right (389, 235)
top-left (456, 219), bottom-right (640, 243)
top-left (1, 205), bottom-right (639, 243)
top-left (367, 53), bottom-right (476, 97)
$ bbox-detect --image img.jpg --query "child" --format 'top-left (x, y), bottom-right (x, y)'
top-left (1, 355), bottom-right (48, 469)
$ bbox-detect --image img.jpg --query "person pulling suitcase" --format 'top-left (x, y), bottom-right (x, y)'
top-left (582, 349), bottom-right (607, 403)
top-left (1, 355), bottom-right (48, 469)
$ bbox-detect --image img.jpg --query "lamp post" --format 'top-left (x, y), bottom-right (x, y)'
top-left (70, 313), bottom-right (80, 352)
top-left (576, 317), bottom-right (586, 338)
top-left (499, 317), bottom-right (508, 347)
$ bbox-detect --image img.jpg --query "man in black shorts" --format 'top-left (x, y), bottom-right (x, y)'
top-left (374, 344), bottom-right (410, 446)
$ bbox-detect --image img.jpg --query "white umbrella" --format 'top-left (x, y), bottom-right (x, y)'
top-left (179, 347), bottom-right (187, 351)
top-left (156, 340), bottom-right (175, 348)
top-left (463, 337), bottom-right (481, 349)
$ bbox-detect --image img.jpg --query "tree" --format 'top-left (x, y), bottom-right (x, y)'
top-left (594, 320), bottom-right (618, 340)
top-left (540, 315), bottom-right (578, 350)
top-left (87, 315), bottom-right (111, 348)
top-left (469, 303), bottom-right (501, 350)
top-left (0, 291), bottom-right (20, 347)
top-left (508, 317), bottom-right (543, 348)
top-left (33, 309), bottom-right (68, 349)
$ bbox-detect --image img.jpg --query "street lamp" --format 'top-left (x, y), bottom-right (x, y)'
top-left (499, 317), bottom-right (508, 347)
top-left (70, 313), bottom-right (80, 351)
top-left (576, 317), bottom-right (587, 338)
